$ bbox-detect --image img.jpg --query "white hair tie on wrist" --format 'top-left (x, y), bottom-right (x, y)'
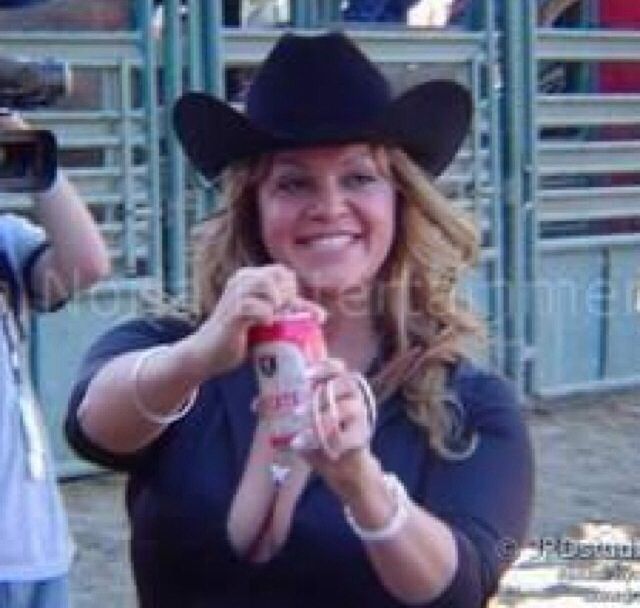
top-left (352, 372), bottom-right (377, 432)
top-left (132, 346), bottom-right (198, 425)
top-left (312, 379), bottom-right (341, 461)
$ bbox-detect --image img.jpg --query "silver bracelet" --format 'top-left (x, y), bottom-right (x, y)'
top-left (132, 346), bottom-right (198, 425)
top-left (344, 473), bottom-right (410, 542)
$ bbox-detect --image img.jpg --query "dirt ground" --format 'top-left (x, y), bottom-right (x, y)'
top-left (60, 389), bottom-right (640, 607)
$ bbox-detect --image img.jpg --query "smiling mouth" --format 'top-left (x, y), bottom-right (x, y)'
top-left (295, 234), bottom-right (363, 251)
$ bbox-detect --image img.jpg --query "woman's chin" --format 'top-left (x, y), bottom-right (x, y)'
top-left (298, 275), bottom-right (372, 305)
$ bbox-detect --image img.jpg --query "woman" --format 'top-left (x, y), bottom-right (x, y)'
top-left (66, 32), bottom-right (533, 607)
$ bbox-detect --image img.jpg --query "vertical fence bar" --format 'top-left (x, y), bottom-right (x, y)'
top-left (317, 0), bottom-right (330, 26)
top-left (291, 0), bottom-right (311, 27)
top-left (100, 69), bottom-right (117, 228)
top-left (138, 0), bottom-right (163, 281)
top-left (484, 0), bottom-right (505, 370)
top-left (188, 0), bottom-right (203, 92)
top-left (324, 0), bottom-right (342, 24)
top-left (119, 59), bottom-right (136, 275)
top-left (502, 0), bottom-right (527, 393)
top-left (309, 1), bottom-right (320, 27)
top-left (187, 0), bottom-right (208, 222)
top-left (600, 248), bottom-right (611, 380)
top-left (580, 0), bottom-right (597, 92)
top-left (164, 0), bottom-right (187, 295)
top-left (333, 0), bottom-right (343, 23)
top-left (523, 0), bottom-right (539, 393)
top-left (200, 0), bottom-right (224, 215)
top-left (470, 55), bottom-right (483, 230)
top-left (201, 0), bottom-right (224, 97)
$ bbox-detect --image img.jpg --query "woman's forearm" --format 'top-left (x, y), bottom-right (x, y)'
top-left (228, 422), bottom-right (312, 562)
top-left (336, 454), bottom-right (458, 605)
top-left (364, 504), bottom-right (458, 604)
top-left (227, 420), bottom-right (280, 557)
top-left (77, 338), bottom-right (205, 454)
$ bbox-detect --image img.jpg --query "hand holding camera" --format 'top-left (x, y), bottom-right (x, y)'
top-left (0, 54), bottom-right (70, 192)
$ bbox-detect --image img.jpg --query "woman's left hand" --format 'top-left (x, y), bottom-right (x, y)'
top-left (289, 358), bottom-right (378, 490)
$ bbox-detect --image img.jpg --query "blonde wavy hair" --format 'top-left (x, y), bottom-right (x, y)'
top-left (191, 146), bottom-right (484, 458)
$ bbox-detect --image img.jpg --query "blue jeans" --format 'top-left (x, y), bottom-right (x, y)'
top-left (0, 577), bottom-right (69, 608)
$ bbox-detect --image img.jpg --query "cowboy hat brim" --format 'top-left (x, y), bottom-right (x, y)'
top-left (173, 80), bottom-right (471, 180)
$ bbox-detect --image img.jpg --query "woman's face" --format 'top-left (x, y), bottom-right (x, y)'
top-left (257, 144), bottom-right (396, 297)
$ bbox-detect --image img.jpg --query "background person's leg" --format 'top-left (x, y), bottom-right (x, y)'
top-left (0, 581), bottom-right (33, 608)
top-left (0, 578), bottom-right (68, 608)
top-left (33, 576), bottom-right (69, 608)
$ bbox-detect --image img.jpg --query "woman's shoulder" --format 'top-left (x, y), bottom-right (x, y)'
top-left (449, 357), bottom-right (526, 430)
top-left (79, 315), bottom-right (196, 373)
top-left (451, 357), bottom-right (518, 400)
top-left (95, 314), bottom-right (195, 348)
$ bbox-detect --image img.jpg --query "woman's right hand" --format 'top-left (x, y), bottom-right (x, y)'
top-left (180, 264), bottom-right (325, 381)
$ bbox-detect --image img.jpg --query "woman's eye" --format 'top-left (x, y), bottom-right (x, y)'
top-left (344, 172), bottom-right (377, 188)
top-left (276, 176), bottom-right (312, 193)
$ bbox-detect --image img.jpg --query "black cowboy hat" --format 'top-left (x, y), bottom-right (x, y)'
top-left (173, 32), bottom-right (471, 180)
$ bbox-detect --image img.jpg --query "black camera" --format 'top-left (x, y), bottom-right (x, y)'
top-left (0, 55), bottom-right (71, 192)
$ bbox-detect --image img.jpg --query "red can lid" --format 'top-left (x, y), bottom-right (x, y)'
top-left (247, 312), bottom-right (321, 347)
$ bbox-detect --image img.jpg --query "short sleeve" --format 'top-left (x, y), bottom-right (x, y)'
top-left (64, 315), bottom-right (194, 472)
top-left (0, 214), bottom-right (51, 311)
top-left (423, 364), bottom-right (534, 607)
top-left (0, 214), bottom-right (47, 269)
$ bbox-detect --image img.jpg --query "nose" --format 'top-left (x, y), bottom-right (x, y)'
top-left (307, 177), bottom-right (348, 220)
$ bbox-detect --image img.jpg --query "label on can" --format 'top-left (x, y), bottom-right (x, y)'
top-left (248, 311), bottom-right (326, 449)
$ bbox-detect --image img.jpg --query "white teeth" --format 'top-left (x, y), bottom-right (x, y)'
top-left (303, 235), bottom-right (356, 250)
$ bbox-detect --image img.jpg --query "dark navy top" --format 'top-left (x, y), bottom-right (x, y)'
top-left (65, 316), bottom-right (533, 608)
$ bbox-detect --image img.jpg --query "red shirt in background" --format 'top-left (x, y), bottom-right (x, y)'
top-left (599, 0), bottom-right (640, 92)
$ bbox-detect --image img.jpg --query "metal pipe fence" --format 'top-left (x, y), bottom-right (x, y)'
top-left (1, 0), bottom-right (638, 474)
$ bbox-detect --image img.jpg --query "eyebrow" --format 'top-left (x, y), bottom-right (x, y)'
top-left (270, 159), bottom-right (306, 170)
top-left (271, 151), bottom-right (376, 170)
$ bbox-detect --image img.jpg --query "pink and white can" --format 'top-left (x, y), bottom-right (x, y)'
top-left (248, 311), bottom-right (326, 450)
